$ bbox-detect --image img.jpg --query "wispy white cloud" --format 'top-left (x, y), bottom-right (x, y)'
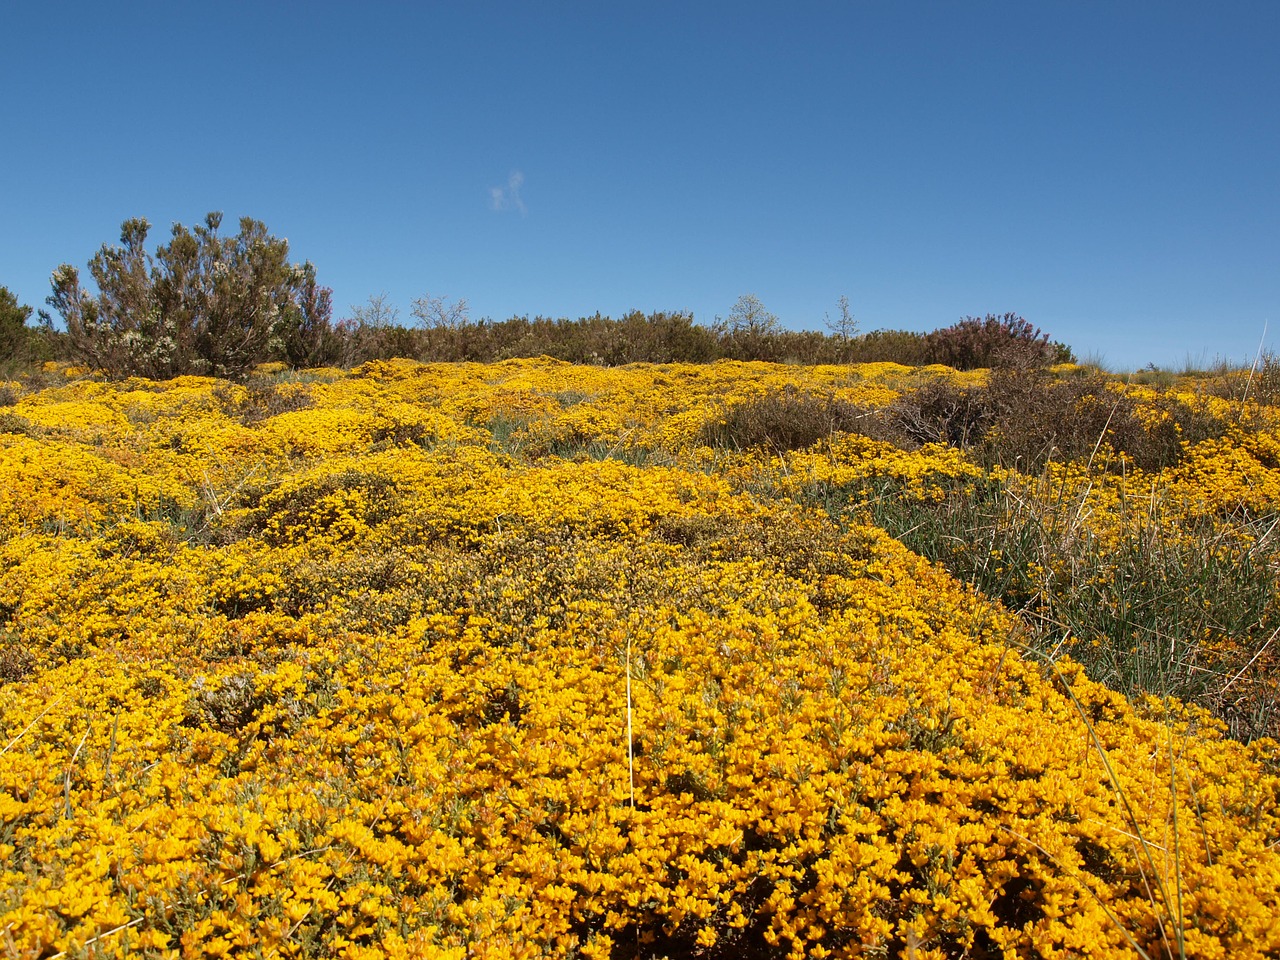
top-left (489, 170), bottom-right (526, 215)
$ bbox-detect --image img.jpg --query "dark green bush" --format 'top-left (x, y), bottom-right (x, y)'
top-left (842, 329), bottom-right (933, 365)
top-left (924, 314), bottom-right (1070, 370)
top-left (46, 214), bottom-right (334, 380)
top-left (699, 388), bottom-right (872, 452)
top-left (886, 370), bottom-right (1229, 471)
top-left (0, 287), bottom-right (34, 364)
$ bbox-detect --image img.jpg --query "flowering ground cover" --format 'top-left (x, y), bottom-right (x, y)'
top-left (1, 359), bottom-right (1278, 958)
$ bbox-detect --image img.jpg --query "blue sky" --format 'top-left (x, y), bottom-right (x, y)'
top-left (3, 2), bottom-right (1277, 370)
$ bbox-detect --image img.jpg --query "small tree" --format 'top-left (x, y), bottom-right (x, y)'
top-left (47, 213), bottom-right (333, 379)
top-left (824, 294), bottom-right (860, 362)
top-left (0, 286), bottom-right (34, 362)
top-left (720, 294), bottom-right (781, 361)
top-left (410, 292), bottom-right (469, 330)
top-left (725, 293), bottom-right (780, 338)
top-left (824, 295), bottom-right (859, 340)
top-left (348, 293), bottom-right (400, 330)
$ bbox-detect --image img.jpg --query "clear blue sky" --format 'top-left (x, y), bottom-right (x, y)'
top-left (3, 2), bottom-right (1277, 370)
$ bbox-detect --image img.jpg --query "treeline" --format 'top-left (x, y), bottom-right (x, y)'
top-left (1, 214), bottom-right (1073, 379)
top-left (319, 309), bottom-right (1073, 369)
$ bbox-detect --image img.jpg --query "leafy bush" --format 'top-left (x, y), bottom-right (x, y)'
top-left (1244, 350), bottom-right (1280, 406)
top-left (326, 308), bottom-right (1070, 370)
top-left (925, 313), bottom-right (1071, 370)
top-left (0, 411), bottom-right (31, 436)
top-left (0, 629), bottom-right (35, 684)
top-left (46, 214), bottom-right (334, 380)
top-left (842, 328), bottom-right (933, 365)
top-left (888, 369), bottom-right (1229, 471)
top-left (699, 387), bottom-right (871, 451)
top-left (0, 286), bottom-right (34, 364)
top-left (1201, 349), bottom-right (1280, 409)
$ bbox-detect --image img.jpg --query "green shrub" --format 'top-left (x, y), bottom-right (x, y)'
top-left (699, 388), bottom-right (871, 452)
top-left (1202, 350), bottom-right (1280, 409)
top-left (46, 214), bottom-right (334, 380)
top-left (0, 287), bottom-right (34, 364)
top-left (841, 329), bottom-right (933, 365)
top-left (925, 313), bottom-right (1069, 370)
top-left (886, 369), bottom-right (1229, 471)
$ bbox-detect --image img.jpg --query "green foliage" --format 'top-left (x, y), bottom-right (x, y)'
top-left (1242, 351), bottom-right (1280, 406)
top-left (0, 286), bottom-right (33, 362)
top-left (700, 387), bottom-right (870, 452)
top-left (336, 310), bottom-right (723, 366)
top-left (321, 309), bottom-right (1073, 370)
top-left (46, 214), bottom-right (335, 379)
top-left (219, 373), bottom-right (318, 425)
top-left (835, 328), bottom-right (933, 365)
top-left (1202, 349), bottom-right (1280, 408)
top-left (0, 410), bottom-right (31, 435)
top-left (888, 368), bottom-right (1228, 471)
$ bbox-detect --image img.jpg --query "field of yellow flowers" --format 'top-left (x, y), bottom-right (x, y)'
top-left (1, 358), bottom-right (1278, 959)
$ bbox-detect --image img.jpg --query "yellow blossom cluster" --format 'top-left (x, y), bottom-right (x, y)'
top-left (1, 360), bottom-right (1278, 959)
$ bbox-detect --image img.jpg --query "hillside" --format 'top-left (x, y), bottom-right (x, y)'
top-left (1, 359), bottom-right (1278, 959)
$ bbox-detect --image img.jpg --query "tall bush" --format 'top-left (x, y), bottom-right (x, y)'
top-left (926, 313), bottom-right (1070, 370)
top-left (47, 214), bottom-right (334, 379)
top-left (0, 286), bottom-right (34, 363)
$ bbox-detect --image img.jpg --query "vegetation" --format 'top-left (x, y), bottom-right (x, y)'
top-left (11, 215), bottom-right (1083, 378)
top-left (0, 286), bottom-right (59, 371)
top-left (924, 313), bottom-right (1071, 371)
top-left (0, 286), bottom-right (34, 363)
top-left (7, 214), bottom-right (1280, 956)
top-left (44, 214), bottom-right (335, 380)
top-left (316, 307), bottom-right (1073, 371)
top-left (1, 358), bottom-right (1278, 958)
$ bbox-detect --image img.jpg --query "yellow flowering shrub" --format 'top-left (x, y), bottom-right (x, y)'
top-left (1, 361), bottom-right (1278, 959)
